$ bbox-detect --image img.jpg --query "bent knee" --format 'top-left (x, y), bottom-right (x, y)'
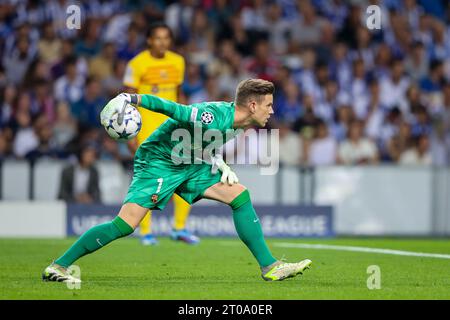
top-left (118, 203), bottom-right (148, 229)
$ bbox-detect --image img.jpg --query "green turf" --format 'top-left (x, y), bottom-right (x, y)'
top-left (0, 237), bottom-right (449, 299)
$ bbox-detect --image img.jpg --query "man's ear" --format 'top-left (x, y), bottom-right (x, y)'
top-left (249, 101), bottom-right (256, 113)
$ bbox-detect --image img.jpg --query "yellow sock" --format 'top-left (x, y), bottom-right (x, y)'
top-left (139, 211), bottom-right (152, 236)
top-left (172, 194), bottom-right (191, 230)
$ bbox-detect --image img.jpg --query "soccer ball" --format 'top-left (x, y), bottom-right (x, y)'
top-left (104, 104), bottom-right (142, 141)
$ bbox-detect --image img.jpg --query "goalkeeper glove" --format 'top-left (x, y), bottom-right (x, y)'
top-left (100, 93), bottom-right (138, 126)
top-left (211, 154), bottom-right (239, 185)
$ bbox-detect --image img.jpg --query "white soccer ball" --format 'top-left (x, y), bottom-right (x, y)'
top-left (104, 104), bottom-right (142, 141)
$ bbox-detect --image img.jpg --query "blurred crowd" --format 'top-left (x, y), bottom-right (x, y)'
top-left (1, 0), bottom-right (450, 167)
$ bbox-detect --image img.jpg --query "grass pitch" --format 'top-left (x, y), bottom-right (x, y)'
top-left (1, 237), bottom-right (449, 300)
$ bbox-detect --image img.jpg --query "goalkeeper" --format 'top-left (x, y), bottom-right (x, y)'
top-left (43, 79), bottom-right (312, 282)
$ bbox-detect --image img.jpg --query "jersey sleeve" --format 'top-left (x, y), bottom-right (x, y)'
top-left (123, 60), bottom-right (140, 89)
top-left (189, 103), bottom-right (228, 130)
top-left (140, 95), bottom-right (228, 130)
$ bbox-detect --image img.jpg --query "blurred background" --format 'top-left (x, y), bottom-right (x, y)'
top-left (0, 0), bottom-right (450, 237)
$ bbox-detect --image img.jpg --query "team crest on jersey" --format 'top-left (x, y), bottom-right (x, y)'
top-left (200, 112), bottom-right (214, 125)
top-left (151, 194), bottom-right (158, 203)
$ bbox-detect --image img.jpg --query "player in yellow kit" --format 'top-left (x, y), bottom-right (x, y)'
top-left (123, 22), bottom-right (199, 245)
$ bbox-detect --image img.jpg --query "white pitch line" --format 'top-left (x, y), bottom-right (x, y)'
top-left (274, 243), bottom-right (450, 260)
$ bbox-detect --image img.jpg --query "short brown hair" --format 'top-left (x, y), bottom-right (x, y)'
top-left (235, 79), bottom-right (275, 106)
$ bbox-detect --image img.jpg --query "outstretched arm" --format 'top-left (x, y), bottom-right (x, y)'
top-left (100, 93), bottom-right (196, 127)
top-left (138, 94), bottom-right (195, 123)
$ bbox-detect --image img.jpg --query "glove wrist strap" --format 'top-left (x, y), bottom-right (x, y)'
top-left (130, 94), bottom-right (138, 105)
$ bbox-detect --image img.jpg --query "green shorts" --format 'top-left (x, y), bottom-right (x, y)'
top-left (123, 151), bottom-right (221, 210)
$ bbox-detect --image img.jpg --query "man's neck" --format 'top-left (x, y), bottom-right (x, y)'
top-left (233, 104), bottom-right (253, 129)
top-left (149, 49), bottom-right (165, 59)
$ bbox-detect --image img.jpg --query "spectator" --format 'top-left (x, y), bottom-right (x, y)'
top-left (365, 79), bottom-right (386, 141)
top-left (440, 82), bottom-right (450, 132)
top-left (338, 120), bottom-right (378, 165)
top-left (0, 84), bottom-right (16, 128)
top-left (292, 94), bottom-right (320, 141)
top-left (429, 21), bottom-right (450, 61)
top-left (25, 115), bottom-right (60, 162)
top-left (386, 121), bottom-right (413, 162)
top-left (31, 79), bottom-right (56, 123)
top-left (189, 75), bottom-right (220, 104)
top-left (58, 143), bottom-right (101, 203)
top-left (52, 101), bottom-right (77, 151)
top-left (372, 43), bottom-right (392, 79)
top-left (274, 80), bottom-right (302, 124)
top-left (277, 122), bottom-right (303, 166)
top-left (89, 42), bottom-right (116, 81)
top-left (0, 129), bottom-right (11, 161)
top-left (429, 119), bottom-right (449, 166)
top-left (420, 59), bottom-right (445, 93)
top-left (38, 22), bottom-right (62, 66)
top-left (241, 0), bottom-right (269, 36)
top-left (2, 35), bottom-right (36, 85)
top-left (315, 79), bottom-right (339, 124)
top-left (290, 1), bottom-right (326, 47)
top-left (217, 51), bottom-right (252, 98)
top-left (164, 0), bottom-right (195, 44)
top-left (330, 104), bottom-right (354, 142)
top-left (329, 41), bottom-right (352, 92)
top-left (117, 22), bottom-right (143, 61)
top-left (308, 120), bottom-right (337, 166)
top-left (293, 47), bottom-right (317, 96)
top-left (23, 58), bottom-right (52, 88)
top-left (244, 39), bottom-right (279, 82)
top-left (228, 14), bottom-right (252, 56)
top-left (379, 58), bottom-right (410, 111)
top-left (12, 108), bottom-right (39, 158)
top-left (404, 41), bottom-right (429, 82)
top-left (265, 2), bottom-right (290, 55)
top-left (404, 84), bottom-right (423, 118)
top-left (53, 56), bottom-right (85, 104)
top-left (350, 26), bottom-right (374, 69)
top-left (70, 76), bottom-right (107, 128)
top-left (399, 134), bottom-right (432, 165)
top-left (181, 62), bottom-right (204, 98)
top-left (207, 0), bottom-right (235, 39)
top-left (74, 19), bottom-right (102, 58)
top-left (188, 9), bottom-right (215, 64)
top-left (99, 134), bottom-right (132, 164)
top-left (51, 39), bottom-right (88, 80)
top-left (410, 105), bottom-right (432, 137)
top-left (102, 59), bottom-right (127, 98)
top-left (350, 58), bottom-right (369, 119)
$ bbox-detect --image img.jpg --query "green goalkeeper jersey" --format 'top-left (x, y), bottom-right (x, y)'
top-left (136, 94), bottom-right (238, 165)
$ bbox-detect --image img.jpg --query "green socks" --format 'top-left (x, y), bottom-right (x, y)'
top-left (230, 190), bottom-right (277, 268)
top-left (55, 193), bottom-right (275, 269)
top-left (55, 216), bottom-right (134, 267)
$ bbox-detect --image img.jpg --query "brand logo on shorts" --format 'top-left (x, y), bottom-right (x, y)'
top-left (200, 112), bottom-right (214, 125)
top-left (151, 194), bottom-right (159, 203)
